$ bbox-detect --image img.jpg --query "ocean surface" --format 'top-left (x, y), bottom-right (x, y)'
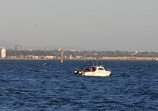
top-left (0, 60), bottom-right (158, 111)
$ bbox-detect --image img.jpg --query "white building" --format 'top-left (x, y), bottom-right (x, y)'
top-left (58, 48), bottom-right (63, 51)
top-left (1, 47), bottom-right (6, 58)
top-left (45, 56), bottom-right (56, 59)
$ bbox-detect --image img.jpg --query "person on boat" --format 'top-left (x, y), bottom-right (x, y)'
top-left (79, 68), bottom-right (83, 71)
top-left (93, 67), bottom-right (96, 71)
top-left (90, 67), bottom-right (93, 72)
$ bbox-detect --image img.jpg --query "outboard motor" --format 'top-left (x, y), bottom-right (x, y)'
top-left (78, 71), bottom-right (82, 75)
top-left (74, 70), bottom-right (78, 74)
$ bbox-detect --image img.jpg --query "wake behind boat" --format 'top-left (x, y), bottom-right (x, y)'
top-left (74, 65), bottom-right (111, 77)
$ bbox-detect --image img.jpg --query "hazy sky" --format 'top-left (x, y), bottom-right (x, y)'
top-left (0, 0), bottom-right (158, 51)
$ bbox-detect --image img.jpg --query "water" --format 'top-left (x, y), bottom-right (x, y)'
top-left (0, 60), bottom-right (158, 111)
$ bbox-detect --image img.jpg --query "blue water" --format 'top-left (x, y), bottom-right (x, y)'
top-left (0, 60), bottom-right (158, 111)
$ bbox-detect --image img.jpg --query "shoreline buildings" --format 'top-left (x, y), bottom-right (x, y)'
top-left (1, 47), bottom-right (158, 60)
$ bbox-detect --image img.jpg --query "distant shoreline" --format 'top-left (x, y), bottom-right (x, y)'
top-left (0, 57), bottom-right (157, 61)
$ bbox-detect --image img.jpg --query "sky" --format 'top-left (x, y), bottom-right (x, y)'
top-left (0, 0), bottom-right (158, 51)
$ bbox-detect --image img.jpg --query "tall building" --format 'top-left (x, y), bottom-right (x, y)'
top-left (0, 47), bottom-right (6, 58)
top-left (15, 45), bottom-right (22, 51)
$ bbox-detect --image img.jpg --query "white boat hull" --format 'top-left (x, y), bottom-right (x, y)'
top-left (82, 71), bottom-right (111, 77)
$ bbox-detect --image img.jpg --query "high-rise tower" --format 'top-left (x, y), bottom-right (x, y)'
top-left (0, 47), bottom-right (6, 58)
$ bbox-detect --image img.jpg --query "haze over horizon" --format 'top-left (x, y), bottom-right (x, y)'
top-left (0, 0), bottom-right (158, 51)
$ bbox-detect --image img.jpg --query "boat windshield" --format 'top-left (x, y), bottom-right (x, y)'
top-left (98, 68), bottom-right (104, 70)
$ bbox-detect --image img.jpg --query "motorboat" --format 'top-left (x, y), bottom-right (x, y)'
top-left (74, 65), bottom-right (111, 77)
